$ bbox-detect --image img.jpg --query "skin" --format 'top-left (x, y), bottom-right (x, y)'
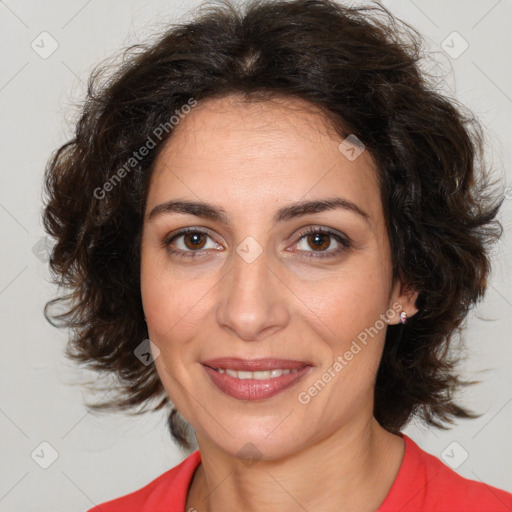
top-left (140, 94), bottom-right (419, 512)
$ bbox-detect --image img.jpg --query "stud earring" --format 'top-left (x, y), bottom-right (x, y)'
top-left (400, 311), bottom-right (407, 324)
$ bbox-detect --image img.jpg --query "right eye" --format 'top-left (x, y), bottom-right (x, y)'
top-left (164, 228), bottom-right (222, 259)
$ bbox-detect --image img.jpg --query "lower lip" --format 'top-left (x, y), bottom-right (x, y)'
top-left (202, 365), bottom-right (312, 401)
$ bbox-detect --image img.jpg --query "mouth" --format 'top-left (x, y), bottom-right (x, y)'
top-left (207, 367), bottom-right (303, 379)
top-left (201, 357), bottom-right (313, 400)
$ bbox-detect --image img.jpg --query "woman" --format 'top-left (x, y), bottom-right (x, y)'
top-left (42, 0), bottom-right (512, 510)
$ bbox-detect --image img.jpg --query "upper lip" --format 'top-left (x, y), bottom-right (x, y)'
top-left (202, 357), bottom-right (312, 371)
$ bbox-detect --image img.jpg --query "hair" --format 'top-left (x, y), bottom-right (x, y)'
top-left (42, 0), bottom-right (503, 450)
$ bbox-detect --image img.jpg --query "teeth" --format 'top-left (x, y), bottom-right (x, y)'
top-left (216, 368), bottom-right (300, 379)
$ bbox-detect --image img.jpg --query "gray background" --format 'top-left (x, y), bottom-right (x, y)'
top-left (0, 0), bottom-right (511, 510)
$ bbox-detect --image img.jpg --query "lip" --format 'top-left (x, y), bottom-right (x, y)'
top-left (201, 357), bottom-right (312, 371)
top-left (201, 358), bottom-right (313, 401)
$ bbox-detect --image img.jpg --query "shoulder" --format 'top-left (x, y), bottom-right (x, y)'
top-left (86, 450), bottom-right (201, 512)
top-left (380, 433), bottom-right (512, 512)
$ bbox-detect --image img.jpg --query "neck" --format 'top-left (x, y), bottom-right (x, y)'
top-left (186, 417), bottom-right (405, 512)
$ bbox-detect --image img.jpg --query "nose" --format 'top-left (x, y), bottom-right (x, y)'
top-left (215, 245), bottom-right (290, 342)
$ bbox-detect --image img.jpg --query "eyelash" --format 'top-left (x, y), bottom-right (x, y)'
top-left (163, 226), bottom-right (351, 260)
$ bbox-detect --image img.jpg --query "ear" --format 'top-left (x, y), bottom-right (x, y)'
top-left (387, 280), bottom-right (419, 325)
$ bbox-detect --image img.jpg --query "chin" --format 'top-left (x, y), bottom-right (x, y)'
top-left (197, 418), bottom-right (305, 462)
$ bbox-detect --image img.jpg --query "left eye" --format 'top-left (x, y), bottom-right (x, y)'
top-left (293, 228), bottom-right (350, 258)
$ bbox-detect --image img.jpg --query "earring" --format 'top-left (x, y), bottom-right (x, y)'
top-left (400, 311), bottom-right (407, 324)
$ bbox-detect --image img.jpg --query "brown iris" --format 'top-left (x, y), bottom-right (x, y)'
top-left (183, 232), bottom-right (207, 250)
top-left (308, 232), bottom-right (330, 251)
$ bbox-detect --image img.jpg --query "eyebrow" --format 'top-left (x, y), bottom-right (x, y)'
top-left (148, 197), bottom-right (370, 226)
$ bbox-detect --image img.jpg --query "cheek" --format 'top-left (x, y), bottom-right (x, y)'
top-left (141, 250), bottom-right (182, 343)
top-left (140, 256), bottom-right (202, 406)
top-left (295, 271), bottom-right (390, 422)
top-left (140, 250), bottom-right (214, 358)
top-left (301, 260), bottom-right (391, 341)
top-left (295, 255), bottom-right (392, 405)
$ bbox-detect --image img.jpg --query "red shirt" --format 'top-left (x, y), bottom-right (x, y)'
top-left (88, 433), bottom-right (512, 511)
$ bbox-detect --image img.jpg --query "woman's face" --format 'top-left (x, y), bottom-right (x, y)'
top-left (141, 94), bottom-right (416, 459)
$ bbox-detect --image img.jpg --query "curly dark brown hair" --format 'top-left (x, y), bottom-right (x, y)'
top-left (42, 0), bottom-right (503, 450)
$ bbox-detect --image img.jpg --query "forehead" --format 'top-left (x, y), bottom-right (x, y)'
top-left (147, 94), bottom-right (381, 224)
top-left (158, 94), bottom-right (350, 158)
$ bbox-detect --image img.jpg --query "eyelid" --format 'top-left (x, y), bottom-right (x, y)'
top-left (164, 225), bottom-right (351, 260)
top-left (290, 226), bottom-right (351, 259)
top-left (294, 225), bottom-right (350, 246)
top-left (163, 226), bottom-right (217, 245)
